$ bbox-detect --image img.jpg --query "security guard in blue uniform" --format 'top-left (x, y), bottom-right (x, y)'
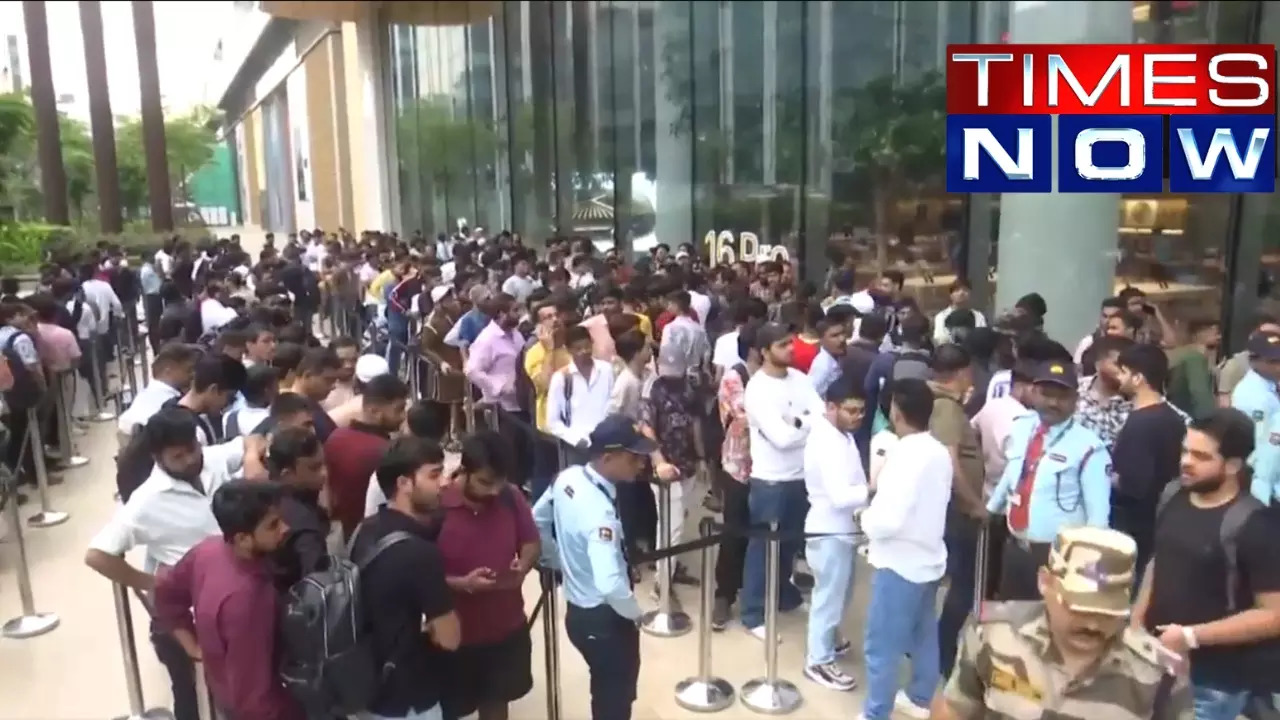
top-left (533, 414), bottom-right (653, 720)
top-left (1230, 330), bottom-right (1280, 464)
top-left (986, 359), bottom-right (1112, 601)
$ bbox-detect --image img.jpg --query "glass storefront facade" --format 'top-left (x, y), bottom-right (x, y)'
top-left (381, 0), bottom-right (1280, 348)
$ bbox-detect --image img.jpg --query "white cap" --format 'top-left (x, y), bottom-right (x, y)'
top-left (355, 354), bottom-right (390, 383)
top-left (850, 291), bottom-right (876, 315)
top-left (430, 285), bottom-right (453, 303)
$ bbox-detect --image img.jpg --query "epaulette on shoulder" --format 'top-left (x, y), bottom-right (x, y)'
top-left (976, 600), bottom-right (1043, 626)
top-left (1120, 626), bottom-right (1169, 670)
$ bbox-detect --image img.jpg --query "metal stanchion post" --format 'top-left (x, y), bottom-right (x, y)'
top-left (111, 584), bottom-right (175, 720)
top-left (641, 483), bottom-right (692, 637)
top-left (1, 468), bottom-right (60, 638)
top-left (974, 522), bottom-right (989, 607)
top-left (463, 392), bottom-right (477, 434)
top-left (540, 570), bottom-right (563, 720)
top-left (54, 372), bottom-right (89, 467)
top-left (86, 334), bottom-right (117, 422)
top-left (117, 322), bottom-right (139, 409)
top-left (195, 668), bottom-right (217, 720)
top-left (740, 520), bottom-right (802, 714)
top-left (25, 408), bottom-right (68, 528)
top-left (409, 351), bottom-right (422, 401)
top-left (675, 520), bottom-right (734, 712)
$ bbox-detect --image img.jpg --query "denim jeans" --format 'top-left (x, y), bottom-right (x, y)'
top-left (385, 313), bottom-right (409, 377)
top-left (740, 479), bottom-right (808, 629)
top-left (805, 536), bottom-right (856, 666)
top-left (1194, 685), bottom-right (1280, 720)
top-left (862, 567), bottom-right (941, 720)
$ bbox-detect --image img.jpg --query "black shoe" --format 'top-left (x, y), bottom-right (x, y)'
top-left (711, 598), bottom-right (732, 631)
top-left (792, 571), bottom-right (815, 592)
top-left (672, 564), bottom-right (701, 586)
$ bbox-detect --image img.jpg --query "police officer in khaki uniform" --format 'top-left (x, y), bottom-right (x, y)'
top-left (932, 526), bottom-right (1192, 720)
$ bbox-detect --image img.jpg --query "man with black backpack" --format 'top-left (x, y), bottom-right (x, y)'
top-left (286, 436), bottom-right (459, 720)
top-left (1134, 409), bottom-right (1280, 720)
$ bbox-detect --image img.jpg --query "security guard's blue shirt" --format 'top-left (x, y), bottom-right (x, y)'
top-left (986, 415), bottom-right (1112, 543)
top-left (533, 463), bottom-right (642, 620)
top-left (1231, 369), bottom-right (1280, 464)
top-left (1244, 411), bottom-right (1280, 506)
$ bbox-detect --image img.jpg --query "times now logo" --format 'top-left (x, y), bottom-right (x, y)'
top-left (944, 44), bottom-right (1277, 193)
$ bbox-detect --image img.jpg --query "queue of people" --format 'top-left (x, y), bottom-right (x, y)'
top-left (0, 224), bottom-right (1275, 720)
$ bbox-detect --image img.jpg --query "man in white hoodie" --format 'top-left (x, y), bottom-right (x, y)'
top-left (802, 377), bottom-right (870, 691)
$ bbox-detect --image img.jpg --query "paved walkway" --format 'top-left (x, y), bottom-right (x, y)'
top-left (0, 225), bottom-right (897, 720)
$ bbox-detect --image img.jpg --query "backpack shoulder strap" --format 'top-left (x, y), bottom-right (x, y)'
top-left (1156, 482), bottom-right (1182, 519)
top-left (1220, 494), bottom-right (1264, 612)
top-left (354, 530), bottom-right (414, 571)
top-left (733, 363), bottom-right (749, 387)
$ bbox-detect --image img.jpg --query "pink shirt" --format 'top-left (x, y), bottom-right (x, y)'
top-left (971, 396), bottom-right (1031, 499)
top-left (35, 322), bottom-right (81, 373)
top-left (581, 314), bottom-right (615, 361)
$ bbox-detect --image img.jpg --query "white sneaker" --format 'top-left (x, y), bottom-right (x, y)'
top-left (745, 625), bottom-right (781, 644)
top-left (804, 662), bottom-right (857, 691)
top-left (894, 690), bottom-right (931, 719)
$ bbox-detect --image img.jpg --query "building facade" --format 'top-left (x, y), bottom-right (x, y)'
top-left (230, 0), bottom-right (1280, 350)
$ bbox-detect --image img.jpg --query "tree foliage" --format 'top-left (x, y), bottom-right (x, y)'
top-left (0, 91), bottom-right (220, 224)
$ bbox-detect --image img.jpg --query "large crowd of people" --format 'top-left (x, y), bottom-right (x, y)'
top-left (0, 224), bottom-right (1277, 720)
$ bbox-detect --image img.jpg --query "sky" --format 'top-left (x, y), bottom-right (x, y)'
top-left (0, 0), bottom-right (247, 121)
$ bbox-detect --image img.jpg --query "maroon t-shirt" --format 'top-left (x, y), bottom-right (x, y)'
top-left (323, 422), bottom-right (390, 539)
top-left (435, 485), bottom-right (538, 646)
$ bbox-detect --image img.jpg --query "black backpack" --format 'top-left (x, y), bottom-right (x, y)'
top-left (1156, 484), bottom-right (1264, 612)
top-left (1, 331), bottom-right (42, 413)
top-left (278, 530), bottom-right (412, 717)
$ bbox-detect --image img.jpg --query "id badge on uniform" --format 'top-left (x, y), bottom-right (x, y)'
top-left (1009, 492), bottom-right (1023, 507)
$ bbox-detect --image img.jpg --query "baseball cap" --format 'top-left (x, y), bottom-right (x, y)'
top-left (587, 415), bottom-right (657, 456)
top-left (1047, 526), bottom-right (1138, 617)
top-left (753, 322), bottom-right (793, 351)
top-left (1031, 359), bottom-right (1077, 388)
top-left (849, 291), bottom-right (876, 315)
top-left (430, 285), bottom-right (453, 304)
top-left (354, 354), bottom-right (390, 383)
top-left (1246, 331), bottom-right (1280, 361)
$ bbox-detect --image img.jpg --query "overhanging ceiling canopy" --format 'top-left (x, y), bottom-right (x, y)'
top-left (260, 1), bottom-right (500, 25)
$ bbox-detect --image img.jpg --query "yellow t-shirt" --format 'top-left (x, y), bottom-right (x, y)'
top-left (366, 270), bottom-right (396, 305)
top-left (524, 341), bottom-right (572, 430)
top-left (629, 312), bottom-right (654, 342)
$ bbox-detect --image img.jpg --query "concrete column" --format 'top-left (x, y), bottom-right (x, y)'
top-left (80, 1), bottom-right (122, 233)
top-left (653, 1), bottom-right (693, 247)
top-left (21, 0), bottom-right (69, 225)
top-left (994, 0), bottom-right (1132, 345)
top-left (132, 0), bottom-right (173, 231)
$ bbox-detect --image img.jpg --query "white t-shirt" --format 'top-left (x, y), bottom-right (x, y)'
top-left (869, 429), bottom-right (899, 489)
top-left (200, 298), bottom-right (238, 335)
top-left (743, 368), bottom-right (825, 481)
top-left (860, 431), bottom-right (951, 584)
top-left (689, 290), bottom-right (712, 329)
top-left (712, 330), bottom-right (741, 369)
top-left (804, 415), bottom-right (869, 538)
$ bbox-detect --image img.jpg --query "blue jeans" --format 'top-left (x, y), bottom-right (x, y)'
top-left (385, 313), bottom-right (409, 376)
top-left (805, 536), bottom-right (856, 666)
top-left (1194, 685), bottom-right (1280, 720)
top-left (862, 567), bottom-right (941, 720)
top-left (740, 479), bottom-right (808, 629)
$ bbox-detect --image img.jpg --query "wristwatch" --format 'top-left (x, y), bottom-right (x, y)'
top-left (1181, 625), bottom-right (1200, 649)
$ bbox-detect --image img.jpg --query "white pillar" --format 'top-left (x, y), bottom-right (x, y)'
top-left (994, 0), bottom-right (1133, 345)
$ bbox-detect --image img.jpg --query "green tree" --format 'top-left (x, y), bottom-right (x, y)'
top-left (59, 116), bottom-right (94, 221)
top-left (833, 71), bottom-right (946, 270)
top-left (115, 109), bottom-right (220, 218)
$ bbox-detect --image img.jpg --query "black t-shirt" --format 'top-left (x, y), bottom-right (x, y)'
top-left (1112, 403), bottom-right (1187, 503)
top-left (349, 507), bottom-right (453, 716)
top-left (1146, 490), bottom-right (1280, 691)
top-left (272, 487), bottom-right (329, 591)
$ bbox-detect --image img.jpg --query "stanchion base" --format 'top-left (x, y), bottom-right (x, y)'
top-left (89, 410), bottom-right (118, 422)
top-left (739, 678), bottom-right (802, 715)
top-left (61, 455), bottom-right (90, 468)
top-left (111, 709), bottom-right (176, 720)
top-left (675, 677), bottom-right (735, 712)
top-left (28, 510), bottom-right (70, 528)
top-left (640, 609), bottom-right (692, 637)
top-left (2, 612), bottom-right (60, 639)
